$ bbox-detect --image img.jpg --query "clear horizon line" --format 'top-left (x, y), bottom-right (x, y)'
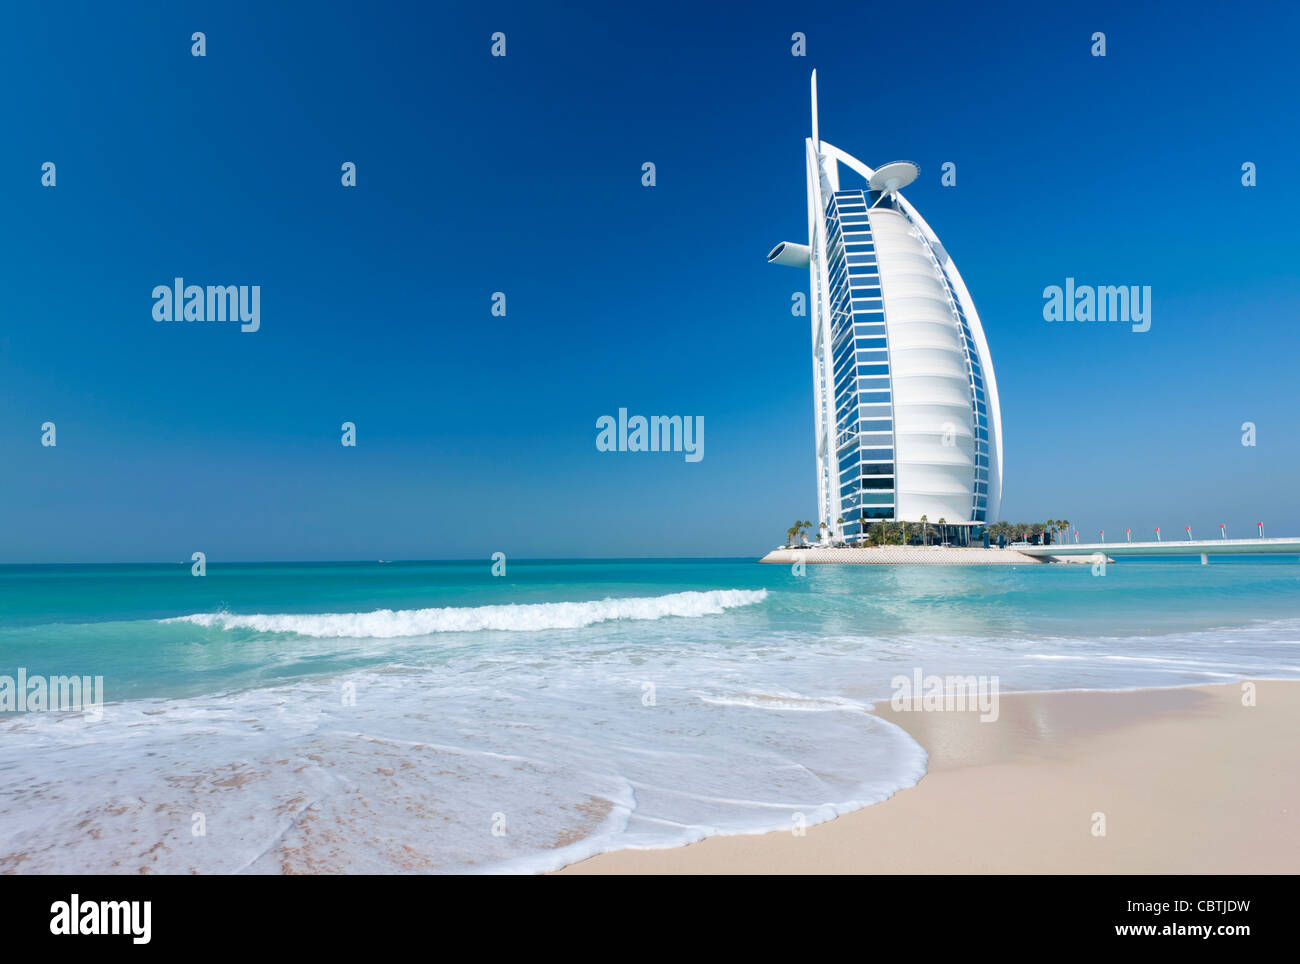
top-left (0, 554), bottom-right (766, 567)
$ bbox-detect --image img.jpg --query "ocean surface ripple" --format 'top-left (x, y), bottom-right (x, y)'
top-left (1, 558), bottom-right (1297, 873)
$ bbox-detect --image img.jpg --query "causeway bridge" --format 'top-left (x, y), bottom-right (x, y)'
top-left (1017, 537), bottom-right (1300, 564)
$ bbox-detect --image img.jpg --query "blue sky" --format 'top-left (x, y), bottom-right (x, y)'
top-left (2, 0), bottom-right (1298, 562)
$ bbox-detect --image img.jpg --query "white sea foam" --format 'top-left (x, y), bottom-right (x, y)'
top-left (7, 590), bottom-right (1299, 875)
top-left (166, 589), bottom-right (768, 638)
top-left (0, 661), bottom-right (926, 875)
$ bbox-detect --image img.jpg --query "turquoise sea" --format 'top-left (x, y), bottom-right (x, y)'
top-left (1, 557), bottom-right (1297, 873)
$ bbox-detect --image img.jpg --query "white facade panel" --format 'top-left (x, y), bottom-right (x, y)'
top-left (891, 195), bottom-right (1003, 522)
top-left (869, 208), bottom-right (977, 524)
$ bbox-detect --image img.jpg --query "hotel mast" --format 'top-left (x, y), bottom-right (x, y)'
top-left (768, 71), bottom-right (1003, 543)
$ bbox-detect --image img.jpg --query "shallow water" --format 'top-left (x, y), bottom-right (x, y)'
top-left (0, 557), bottom-right (1296, 872)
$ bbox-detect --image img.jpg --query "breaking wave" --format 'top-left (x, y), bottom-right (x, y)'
top-left (165, 588), bottom-right (768, 638)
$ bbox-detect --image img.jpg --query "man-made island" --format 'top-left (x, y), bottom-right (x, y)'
top-left (760, 546), bottom-right (1087, 565)
top-left (762, 536), bottom-right (1300, 566)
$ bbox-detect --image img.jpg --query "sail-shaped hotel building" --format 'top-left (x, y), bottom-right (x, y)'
top-left (768, 71), bottom-right (1003, 544)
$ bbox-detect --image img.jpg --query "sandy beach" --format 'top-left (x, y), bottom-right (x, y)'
top-left (559, 681), bottom-right (1300, 874)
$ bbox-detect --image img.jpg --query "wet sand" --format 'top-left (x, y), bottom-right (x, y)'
top-left (559, 681), bottom-right (1300, 874)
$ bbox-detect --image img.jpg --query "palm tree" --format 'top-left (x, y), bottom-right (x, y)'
top-left (938, 517), bottom-right (947, 546)
top-left (919, 514), bottom-right (929, 546)
top-left (869, 521), bottom-right (886, 546)
top-left (836, 518), bottom-right (845, 546)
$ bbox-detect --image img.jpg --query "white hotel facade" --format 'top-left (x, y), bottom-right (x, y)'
top-left (768, 72), bottom-right (1003, 543)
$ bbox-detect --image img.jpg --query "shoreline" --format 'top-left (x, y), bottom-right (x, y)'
top-left (557, 680), bottom-right (1300, 874)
